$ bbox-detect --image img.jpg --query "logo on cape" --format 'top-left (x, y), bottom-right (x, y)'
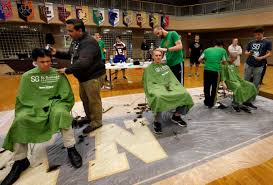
top-left (58, 4), bottom-right (72, 23)
top-left (76, 6), bottom-right (88, 24)
top-left (149, 14), bottom-right (158, 28)
top-left (0, 0), bottom-right (12, 20)
top-left (17, 0), bottom-right (34, 22)
top-left (108, 8), bottom-right (119, 27)
top-left (161, 14), bottom-right (170, 29)
top-left (93, 8), bottom-right (104, 26)
top-left (123, 11), bottom-right (132, 27)
top-left (38, 2), bottom-right (54, 23)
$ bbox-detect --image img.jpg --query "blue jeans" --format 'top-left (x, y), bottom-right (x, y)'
top-left (244, 63), bottom-right (263, 90)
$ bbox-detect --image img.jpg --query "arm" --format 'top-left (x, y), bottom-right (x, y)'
top-left (255, 50), bottom-right (272, 61)
top-left (168, 39), bottom-right (183, 52)
top-left (124, 50), bottom-right (127, 58)
top-left (198, 53), bottom-right (205, 63)
top-left (51, 47), bottom-right (71, 60)
top-left (238, 46), bottom-right (242, 55)
top-left (245, 42), bottom-right (252, 57)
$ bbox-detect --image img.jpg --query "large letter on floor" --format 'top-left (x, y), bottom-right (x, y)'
top-left (88, 118), bottom-right (167, 181)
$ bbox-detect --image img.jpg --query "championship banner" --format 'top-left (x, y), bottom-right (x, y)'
top-left (76, 6), bottom-right (89, 24)
top-left (38, 2), bottom-right (54, 23)
top-left (1, 0), bottom-right (13, 20)
top-left (57, 4), bottom-right (72, 23)
top-left (0, 3), bottom-right (5, 20)
top-left (93, 8), bottom-right (104, 26)
top-left (149, 13), bottom-right (159, 28)
top-left (108, 8), bottom-right (119, 27)
top-left (123, 10), bottom-right (132, 27)
top-left (17, 0), bottom-right (34, 22)
top-left (136, 12), bottom-right (146, 28)
top-left (161, 14), bottom-right (170, 29)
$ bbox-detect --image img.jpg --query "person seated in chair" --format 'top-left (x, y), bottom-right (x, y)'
top-left (221, 53), bottom-right (257, 113)
top-left (1, 48), bottom-right (82, 185)
top-left (143, 49), bottom-right (194, 134)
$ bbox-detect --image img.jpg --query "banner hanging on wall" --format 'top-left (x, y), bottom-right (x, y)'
top-left (136, 12), bottom-right (146, 28)
top-left (149, 13), bottom-right (159, 28)
top-left (108, 8), bottom-right (119, 27)
top-left (0, 0), bottom-right (13, 20)
top-left (38, 2), bottom-right (54, 23)
top-left (123, 10), bottom-right (132, 27)
top-left (76, 6), bottom-right (89, 24)
top-left (58, 4), bottom-right (72, 23)
top-left (0, 3), bottom-right (5, 20)
top-left (93, 8), bottom-right (104, 26)
top-left (17, 0), bottom-right (34, 22)
top-left (161, 14), bottom-right (170, 29)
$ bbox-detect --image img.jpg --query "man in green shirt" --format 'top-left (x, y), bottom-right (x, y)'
top-left (199, 40), bottom-right (227, 108)
top-left (94, 32), bottom-right (108, 81)
top-left (153, 26), bottom-right (184, 85)
top-left (1, 48), bottom-right (82, 185)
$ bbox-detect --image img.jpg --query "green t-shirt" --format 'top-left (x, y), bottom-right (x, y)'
top-left (201, 47), bottom-right (227, 72)
top-left (98, 40), bottom-right (105, 60)
top-left (160, 31), bottom-right (183, 67)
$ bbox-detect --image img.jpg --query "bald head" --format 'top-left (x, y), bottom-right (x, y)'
top-left (229, 52), bottom-right (238, 63)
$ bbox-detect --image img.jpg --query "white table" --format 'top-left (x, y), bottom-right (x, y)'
top-left (105, 62), bottom-right (152, 89)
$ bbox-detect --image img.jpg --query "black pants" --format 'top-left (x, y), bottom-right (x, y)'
top-left (169, 62), bottom-right (184, 85)
top-left (204, 70), bottom-right (219, 107)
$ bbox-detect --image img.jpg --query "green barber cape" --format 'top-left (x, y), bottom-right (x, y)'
top-left (143, 63), bottom-right (194, 113)
top-left (221, 63), bottom-right (257, 104)
top-left (3, 67), bottom-right (74, 151)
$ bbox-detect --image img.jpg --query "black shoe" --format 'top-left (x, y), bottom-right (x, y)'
top-left (232, 105), bottom-right (241, 112)
top-left (123, 76), bottom-right (127, 80)
top-left (217, 102), bottom-right (228, 109)
top-left (1, 158), bottom-right (30, 185)
top-left (171, 115), bottom-right (187, 127)
top-left (82, 125), bottom-right (102, 134)
top-left (113, 77), bottom-right (118, 80)
top-left (240, 106), bottom-right (252, 113)
top-left (67, 146), bottom-right (82, 168)
top-left (243, 102), bottom-right (257, 109)
top-left (153, 122), bottom-right (162, 135)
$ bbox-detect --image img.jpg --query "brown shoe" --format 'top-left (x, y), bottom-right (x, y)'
top-left (83, 125), bottom-right (102, 134)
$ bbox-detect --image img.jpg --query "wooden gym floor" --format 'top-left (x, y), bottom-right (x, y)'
top-left (0, 60), bottom-right (273, 185)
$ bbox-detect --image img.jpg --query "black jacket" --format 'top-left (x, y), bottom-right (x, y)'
top-left (55, 33), bottom-right (106, 83)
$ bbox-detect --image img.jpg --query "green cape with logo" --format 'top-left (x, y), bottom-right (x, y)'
top-left (3, 67), bottom-right (74, 151)
top-left (221, 63), bottom-right (257, 104)
top-left (143, 63), bottom-right (194, 113)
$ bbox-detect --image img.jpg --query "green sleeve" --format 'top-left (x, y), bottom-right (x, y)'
top-left (171, 31), bottom-right (180, 43)
top-left (102, 41), bottom-right (105, 49)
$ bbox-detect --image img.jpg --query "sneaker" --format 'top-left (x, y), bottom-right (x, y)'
top-left (83, 125), bottom-right (102, 134)
top-left (153, 122), bottom-right (162, 135)
top-left (240, 106), bottom-right (252, 113)
top-left (171, 115), bottom-right (187, 127)
top-left (243, 102), bottom-right (257, 109)
top-left (113, 77), bottom-right (118, 80)
top-left (232, 105), bottom-right (241, 112)
top-left (1, 158), bottom-right (30, 185)
top-left (67, 146), bottom-right (82, 168)
top-left (123, 76), bottom-right (127, 80)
